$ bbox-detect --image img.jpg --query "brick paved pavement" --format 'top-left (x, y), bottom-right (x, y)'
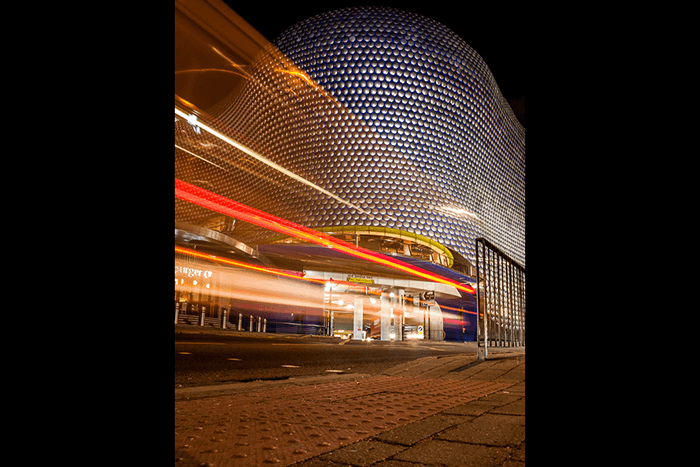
top-left (175, 350), bottom-right (525, 466)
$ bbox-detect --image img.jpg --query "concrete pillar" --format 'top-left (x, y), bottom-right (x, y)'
top-left (380, 292), bottom-right (391, 341)
top-left (427, 305), bottom-right (433, 340)
top-left (428, 304), bottom-right (444, 340)
top-left (398, 289), bottom-right (405, 341)
top-left (425, 305), bottom-right (429, 340)
top-left (390, 292), bottom-right (398, 340)
top-left (353, 298), bottom-right (363, 340)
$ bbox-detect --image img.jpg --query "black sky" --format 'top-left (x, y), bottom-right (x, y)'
top-left (227, 2), bottom-right (525, 125)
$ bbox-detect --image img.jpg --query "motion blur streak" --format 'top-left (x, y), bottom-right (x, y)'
top-left (174, 106), bottom-right (376, 219)
top-left (176, 261), bottom-right (324, 313)
top-left (440, 303), bottom-right (478, 316)
top-left (175, 178), bottom-right (475, 295)
top-left (174, 68), bottom-right (250, 80)
top-left (275, 68), bottom-right (315, 87)
top-left (175, 245), bottom-right (325, 284)
top-left (174, 144), bottom-right (227, 171)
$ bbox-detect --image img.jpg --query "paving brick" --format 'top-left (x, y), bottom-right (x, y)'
top-left (472, 369), bottom-right (511, 380)
top-left (491, 398), bottom-right (525, 415)
top-left (489, 360), bottom-right (522, 371)
top-left (452, 361), bottom-right (499, 379)
top-left (500, 461), bottom-right (525, 467)
top-left (496, 369), bottom-right (525, 383)
top-left (388, 357), bottom-right (442, 377)
top-left (372, 460), bottom-right (427, 467)
top-left (174, 375), bottom-right (512, 467)
top-left (420, 356), bottom-right (476, 379)
top-left (289, 457), bottom-right (351, 467)
top-left (502, 382), bottom-right (525, 395)
top-left (320, 440), bottom-right (406, 466)
top-left (437, 414), bottom-right (525, 446)
top-left (441, 371), bottom-right (472, 381)
top-left (374, 413), bottom-right (472, 446)
top-left (511, 441), bottom-right (525, 462)
top-left (380, 358), bottom-right (429, 377)
top-left (477, 392), bottom-right (522, 406)
top-left (393, 439), bottom-right (510, 467)
top-left (442, 400), bottom-right (499, 416)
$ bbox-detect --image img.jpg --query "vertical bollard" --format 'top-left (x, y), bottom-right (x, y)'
top-left (175, 302), bottom-right (180, 325)
top-left (222, 308), bottom-right (228, 329)
top-left (263, 318), bottom-right (267, 333)
top-left (257, 316), bottom-right (261, 332)
top-left (200, 306), bottom-right (206, 326)
top-left (478, 312), bottom-right (488, 361)
top-left (238, 313), bottom-right (242, 331)
top-left (249, 315), bottom-right (254, 332)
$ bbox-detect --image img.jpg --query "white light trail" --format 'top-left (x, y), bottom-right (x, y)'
top-left (175, 107), bottom-right (395, 221)
top-left (175, 144), bottom-right (226, 171)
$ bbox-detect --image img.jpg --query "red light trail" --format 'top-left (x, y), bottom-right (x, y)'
top-left (174, 178), bottom-right (475, 295)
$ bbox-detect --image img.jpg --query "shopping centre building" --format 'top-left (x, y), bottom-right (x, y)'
top-left (174, 2), bottom-right (525, 341)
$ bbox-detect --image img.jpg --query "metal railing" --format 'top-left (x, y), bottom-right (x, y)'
top-left (475, 238), bottom-right (525, 360)
top-left (175, 303), bottom-right (269, 332)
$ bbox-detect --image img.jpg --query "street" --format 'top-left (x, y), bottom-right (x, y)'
top-left (175, 327), bottom-right (475, 387)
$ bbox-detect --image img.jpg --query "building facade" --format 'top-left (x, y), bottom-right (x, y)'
top-left (174, 6), bottom-right (524, 340)
top-left (201, 6), bottom-right (525, 268)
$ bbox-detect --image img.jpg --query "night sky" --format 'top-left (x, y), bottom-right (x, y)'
top-left (227, 2), bottom-right (525, 126)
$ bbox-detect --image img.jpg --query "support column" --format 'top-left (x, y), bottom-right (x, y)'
top-left (425, 304), bottom-right (430, 340)
top-left (353, 298), bottom-right (363, 340)
top-left (380, 292), bottom-right (391, 341)
top-left (428, 304), bottom-right (444, 340)
top-left (398, 289), bottom-right (405, 341)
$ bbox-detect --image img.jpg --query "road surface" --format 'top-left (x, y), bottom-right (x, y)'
top-left (175, 328), bottom-right (474, 387)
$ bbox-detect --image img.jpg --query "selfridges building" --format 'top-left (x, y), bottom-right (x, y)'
top-left (175, 6), bottom-right (525, 270)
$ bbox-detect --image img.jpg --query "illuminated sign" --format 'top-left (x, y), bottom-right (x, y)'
top-left (347, 275), bottom-right (375, 284)
top-left (175, 264), bottom-right (213, 279)
top-left (420, 291), bottom-right (435, 301)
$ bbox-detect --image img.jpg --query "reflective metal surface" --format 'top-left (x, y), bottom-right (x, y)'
top-left (175, 6), bottom-right (524, 268)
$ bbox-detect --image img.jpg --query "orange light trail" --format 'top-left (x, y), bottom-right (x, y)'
top-left (275, 68), bottom-right (315, 86)
top-left (174, 179), bottom-right (475, 295)
top-left (175, 245), bottom-right (326, 284)
top-left (175, 69), bottom-right (250, 80)
top-left (438, 303), bottom-right (477, 316)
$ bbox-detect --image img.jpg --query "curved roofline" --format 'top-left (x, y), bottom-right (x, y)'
top-left (264, 225), bottom-right (454, 268)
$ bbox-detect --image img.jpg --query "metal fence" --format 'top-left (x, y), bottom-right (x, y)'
top-left (475, 237), bottom-right (525, 360)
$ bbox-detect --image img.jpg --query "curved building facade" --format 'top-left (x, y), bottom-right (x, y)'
top-left (176, 6), bottom-right (524, 269)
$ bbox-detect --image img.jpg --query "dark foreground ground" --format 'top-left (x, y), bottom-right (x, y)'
top-left (175, 326), bottom-right (525, 467)
top-left (175, 326), bottom-right (478, 387)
